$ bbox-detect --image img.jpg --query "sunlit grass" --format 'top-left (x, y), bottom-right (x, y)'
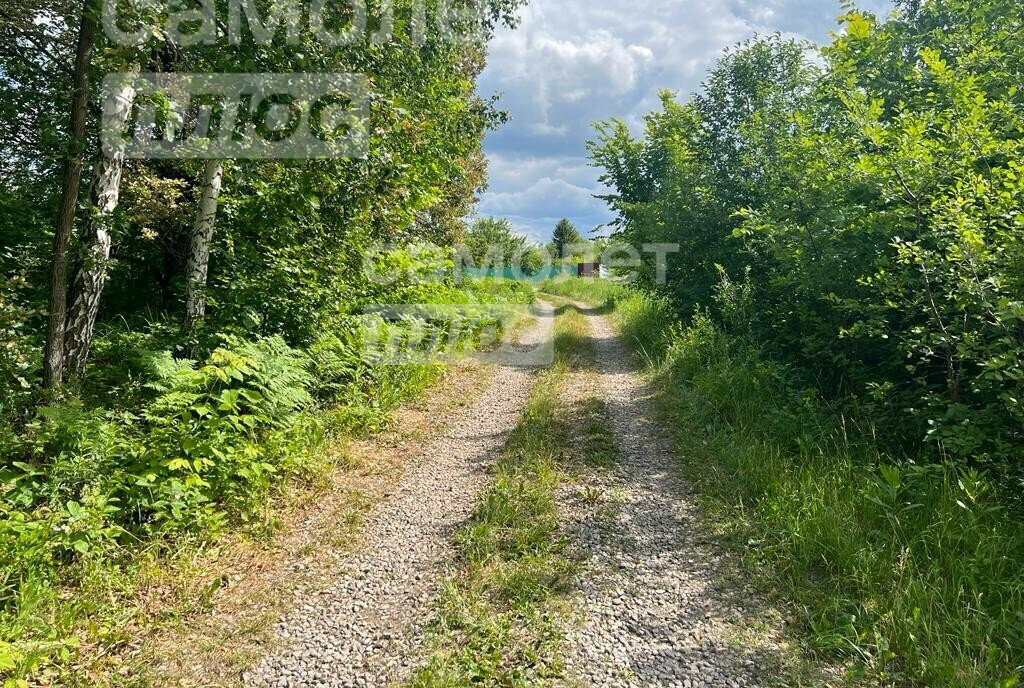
top-left (409, 303), bottom-right (594, 687)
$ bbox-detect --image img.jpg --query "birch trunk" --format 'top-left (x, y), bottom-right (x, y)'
top-left (43, 0), bottom-right (96, 390)
top-left (63, 72), bottom-right (137, 379)
top-left (183, 159), bottom-right (224, 332)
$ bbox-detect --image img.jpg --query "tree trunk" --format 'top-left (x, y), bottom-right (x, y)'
top-left (63, 71), bottom-right (137, 380)
top-left (42, 0), bottom-right (97, 390)
top-left (184, 159), bottom-right (224, 333)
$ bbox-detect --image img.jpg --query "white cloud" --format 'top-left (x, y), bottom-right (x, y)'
top-left (480, 177), bottom-right (605, 216)
top-left (477, 0), bottom-right (894, 241)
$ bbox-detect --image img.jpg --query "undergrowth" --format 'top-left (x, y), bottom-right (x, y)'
top-left (0, 279), bottom-right (533, 684)
top-left (547, 278), bottom-right (1024, 688)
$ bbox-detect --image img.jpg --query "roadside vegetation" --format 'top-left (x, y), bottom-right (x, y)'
top-left (544, 274), bottom-right (1024, 687)
top-left (589, 0), bottom-right (1024, 472)
top-left (4, 0), bottom-right (1023, 684)
top-left (541, 1), bottom-right (1024, 685)
top-left (410, 303), bottom-right (594, 687)
top-left (0, 277), bottom-right (533, 684)
top-left (0, 0), bottom-right (530, 681)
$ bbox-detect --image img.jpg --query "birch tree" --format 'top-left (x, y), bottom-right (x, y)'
top-left (184, 159), bottom-right (224, 332)
top-left (63, 70), bottom-right (137, 379)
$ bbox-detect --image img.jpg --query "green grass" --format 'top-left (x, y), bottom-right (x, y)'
top-left (538, 277), bottom-right (625, 307)
top-left (541, 278), bottom-right (674, 364)
top-left (574, 397), bottom-right (618, 469)
top-left (554, 279), bottom-right (1024, 688)
top-left (408, 302), bottom-right (594, 687)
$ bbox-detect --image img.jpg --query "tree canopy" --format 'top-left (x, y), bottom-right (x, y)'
top-left (590, 5), bottom-right (1024, 463)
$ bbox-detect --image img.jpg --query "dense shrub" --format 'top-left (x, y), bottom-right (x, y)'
top-left (589, 0), bottom-right (1024, 464)
top-left (1, 0), bottom-right (532, 678)
top-left (0, 274), bottom-right (38, 427)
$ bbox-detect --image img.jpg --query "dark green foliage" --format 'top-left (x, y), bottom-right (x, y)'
top-left (656, 312), bottom-right (1024, 688)
top-left (0, 276), bottom-right (528, 679)
top-left (0, 274), bottom-right (38, 425)
top-left (551, 219), bottom-right (582, 258)
top-left (590, 3), bottom-right (1024, 465)
top-left (590, 35), bottom-right (817, 312)
top-left (0, 0), bottom-right (530, 678)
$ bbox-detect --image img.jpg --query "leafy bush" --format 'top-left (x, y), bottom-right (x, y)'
top-left (4, 336), bottom-right (314, 532)
top-left (578, 12), bottom-right (1024, 678)
top-left (1, 0), bottom-right (530, 676)
top-left (0, 273), bottom-right (38, 427)
top-left (589, 3), bottom-right (1024, 464)
top-left (658, 316), bottom-right (1024, 686)
top-left (124, 336), bottom-right (314, 531)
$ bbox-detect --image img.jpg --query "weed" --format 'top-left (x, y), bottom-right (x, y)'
top-left (578, 486), bottom-right (604, 506)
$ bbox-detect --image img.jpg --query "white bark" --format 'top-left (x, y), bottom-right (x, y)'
top-left (64, 70), bottom-right (136, 379)
top-left (184, 159), bottom-right (224, 331)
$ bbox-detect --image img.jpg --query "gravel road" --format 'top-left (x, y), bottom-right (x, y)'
top-left (246, 303), bottom-right (554, 688)
top-left (244, 300), bottom-right (787, 688)
top-left (560, 304), bottom-right (784, 688)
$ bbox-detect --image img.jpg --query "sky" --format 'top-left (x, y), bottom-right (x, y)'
top-left (474, 0), bottom-right (893, 244)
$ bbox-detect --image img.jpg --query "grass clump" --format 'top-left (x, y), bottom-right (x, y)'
top-left (574, 397), bottom-right (618, 469)
top-left (409, 303), bottom-right (589, 688)
top-left (556, 279), bottom-right (1024, 688)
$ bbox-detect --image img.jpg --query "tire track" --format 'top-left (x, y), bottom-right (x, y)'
top-left (560, 304), bottom-right (785, 688)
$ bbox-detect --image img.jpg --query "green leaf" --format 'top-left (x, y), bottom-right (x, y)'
top-left (166, 458), bottom-right (191, 472)
top-left (845, 13), bottom-right (872, 40)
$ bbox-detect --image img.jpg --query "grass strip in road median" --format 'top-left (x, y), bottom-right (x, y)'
top-left (408, 304), bottom-right (591, 688)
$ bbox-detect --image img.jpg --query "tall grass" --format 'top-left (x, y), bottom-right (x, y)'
top-left (554, 279), bottom-right (1024, 688)
top-left (537, 277), bottom-right (625, 306)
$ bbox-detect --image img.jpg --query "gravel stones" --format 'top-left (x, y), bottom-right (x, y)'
top-left (560, 305), bottom-right (782, 688)
top-left (243, 301), bottom-right (787, 688)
